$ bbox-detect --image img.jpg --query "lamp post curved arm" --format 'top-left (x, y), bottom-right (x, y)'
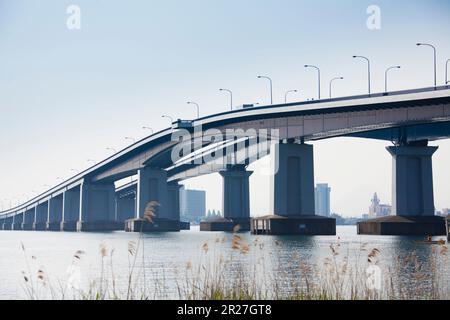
top-left (187, 101), bottom-right (200, 118)
top-left (417, 43), bottom-right (437, 87)
top-left (142, 126), bottom-right (154, 134)
top-left (304, 65), bottom-right (321, 100)
top-left (219, 89), bottom-right (233, 110)
top-left (162, 115), bottom-right (174, 124)
top-left (257, 75), bottom-right (273, 105)
top-left (329, 77), bottom-right (344, 98)
top-left (353, 55), bottom-right (371, 95)
top-left (284, 90), bottom-right (298, 103)
top-left (384, 66), bottom-right (401, 92)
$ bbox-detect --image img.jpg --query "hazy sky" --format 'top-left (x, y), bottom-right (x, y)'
top-left (1, 0), bottom-right (450, 217)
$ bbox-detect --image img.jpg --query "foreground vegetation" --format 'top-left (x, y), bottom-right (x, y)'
top-left (18, 202), bottom-right (449, 300)
top-left (19, 233), bottom-right (449, 300)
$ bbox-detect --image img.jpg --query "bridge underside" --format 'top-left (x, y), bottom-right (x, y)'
top-left (2, 88), bottom-right (450, 234)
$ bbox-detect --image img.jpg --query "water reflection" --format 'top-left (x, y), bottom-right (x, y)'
top-left (0, 226), bottom-right (447, 299)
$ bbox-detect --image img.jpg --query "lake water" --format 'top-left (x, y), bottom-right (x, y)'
top-left (0, 226), bottom-right (448, 300)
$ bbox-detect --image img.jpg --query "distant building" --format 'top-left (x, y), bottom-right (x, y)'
top-left (180, 187), bottom-right (206, 221)
top-left (315, 183), bottom-right (331, 217)
top-left (361, 214), bottom-right (369, 220)
top-left (368, 193), bottom-right (391, 218)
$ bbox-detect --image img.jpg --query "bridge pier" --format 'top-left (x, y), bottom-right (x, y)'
top-left (34, 202), bottom-right (49, 231)
top-left (78, 182), bottom-right (121, 231)
top-left (116, 193), bottom-right (136, 223)
top-left (167, 182), bottom-right (181, 221)
top-left (201, 165), bottom-right (252, 232)
top-left (126, 168), bottom-right (180, 232)
top-left (252, 143), bottom-right (335, 235)
top-left (13, 213), bottom-right (23, 230)
top-left (3, 216), bottom-right (13, 230)
top-left (358, 143), bottom-right (446, 235)
top-left (48, 195), bottom-right (63, 231)
top-left (0, 215), bottom-right (7, 230)
top-left (22, 208), bottom-right (35, 230)
top-left (62, 187), bottom-right (81, 231)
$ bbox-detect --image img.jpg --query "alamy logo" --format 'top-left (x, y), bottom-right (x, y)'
top-left (170, 125), bottom-right (280, 175)
top-left (66, 5), bottom-right (81, 30)
top-left (366, 5), bottom-right (381, 30)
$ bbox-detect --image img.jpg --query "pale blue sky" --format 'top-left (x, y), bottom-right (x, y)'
top-left (1, 0), bottom-right (450, 216)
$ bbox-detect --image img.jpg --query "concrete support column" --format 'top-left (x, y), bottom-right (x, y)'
top-left (3, 216), bottom-right (13, 230)
top-left (23, 208), bottom-right (35, 230)
top-left (219, 165), bottom-right (253, 225)
top-left (13, 213), bottom-right (23, 230)
top-left (34, 202), bottom-right (49, 231)
top-left (48, 196), bottom-right (64, 231)
top-left (78, 181), bottom-right (117, 231)
top-left (269, 143), bottom-right (315, 217)
top-left (136, 167), bottom-right (169, 219)
top-left (62, 188), bottom-right (81, 231)
top-left (358, 144), bottom-right (445, 235)
top-left (387, 145), bottom-right (438, 216)
top-left (167, 182), bottom-right (182, 221)
top-left (116, 194), bottom-right (136, 222)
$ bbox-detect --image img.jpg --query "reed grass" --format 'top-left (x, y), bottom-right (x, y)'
top-left (18, 211), bottom-right (449, 300)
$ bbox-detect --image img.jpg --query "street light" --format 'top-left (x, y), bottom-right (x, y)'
top-left (446, 59), bottom-right (450, 85)
top-left (329, 77), bottom-right (344, 98)
top-left (385, 66), bottom-right (401, 92)
top-left (257, 75), bottom-right (273, 105)
top-left (106, 147), bottom-right (117, 153)
top-left (187, 101), bottom-right (200, 118)
top-left (304, 65), bottom-right (321, 100)
top-left (284, 90), bottom-right (298, 103)
top-left (162, 115), bottom-right (174, 124)
top-left (142, 126), bottom-right (154, 134)
top-left (353, 55), bottom-right (371, 95)
top-left (125, 136), bottom-right (136, 143)
top-left (219, 89), bottom-right (233, 110)
top-left (416, 43), bottom-right (437, 87)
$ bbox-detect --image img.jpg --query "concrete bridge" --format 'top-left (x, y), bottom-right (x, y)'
top-left (1, 86), bottom-right (450, 235)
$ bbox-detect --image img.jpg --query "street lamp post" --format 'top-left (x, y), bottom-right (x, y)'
top-left (187, 101), bottom-right (200, 118)
top-left (142, 126), bottom-right (154, 134)
top-left (219, 89), bottom-right (233, 110)
top-left (446, 59), bottom-right (450, 85)
top-left (384, 66), bottom-right (401, 92)
top-left (284, 90), bottom-right (298, 103)
top-left (162, 115), bottom-right (174, 124)
top-left (416, 43), bottom-right (437, 87)
top-left (304, 65), bottom-right (321, 100)
top-left (125, 136), bottom-right (136, 144)
top-left (257, 75), bottom-right (273, 105)
top-left (353, 55), bottom-right (371, 95)
top-left (329, 77), bottom-right (344, 98)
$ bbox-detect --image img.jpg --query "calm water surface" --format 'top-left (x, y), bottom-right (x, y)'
top-left (0, 226), bottom-right (448, 299)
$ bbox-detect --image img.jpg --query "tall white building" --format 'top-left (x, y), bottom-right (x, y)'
top-left (315, 183), bottom-right (331, 217)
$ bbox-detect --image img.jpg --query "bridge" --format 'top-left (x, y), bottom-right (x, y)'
top-left (1, 86), bottom-right (450, 235)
